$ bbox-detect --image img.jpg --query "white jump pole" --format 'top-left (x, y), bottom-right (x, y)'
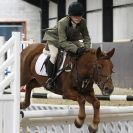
top-left (21, 106), bottom-right (133, 119)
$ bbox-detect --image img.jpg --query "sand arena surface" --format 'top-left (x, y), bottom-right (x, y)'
top-left (26, 84), bottom-right (133, 106)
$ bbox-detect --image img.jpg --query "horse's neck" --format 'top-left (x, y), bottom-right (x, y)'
top-left (59, 51), bottom-right (97, 75)
top-left (64, 52), bottom-right (96, 68)
top-left (79, 52), bottom-right (97, 66)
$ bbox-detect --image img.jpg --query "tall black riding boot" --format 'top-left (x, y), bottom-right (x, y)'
top-left (45, 60), bottom-right (55, 90)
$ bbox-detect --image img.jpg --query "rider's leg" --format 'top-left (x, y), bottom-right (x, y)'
top-left (46, 42), bottom-right (58, 89)
top-left (47, 43), bottom-right (58, 76)
top-left (49, 44), bottom-right (58, 63)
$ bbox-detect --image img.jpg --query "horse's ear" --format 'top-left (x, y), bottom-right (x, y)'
top-left (96, 47), bottom-right (104, 58)
top-left (106, 48), bottom-right (115, 59)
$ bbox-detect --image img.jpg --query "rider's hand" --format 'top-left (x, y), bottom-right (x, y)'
top-left (76, 47), bottom-right (86, 57)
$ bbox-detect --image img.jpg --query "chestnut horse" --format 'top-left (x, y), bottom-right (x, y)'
top-left (20, 43), bottom-right (115, 133)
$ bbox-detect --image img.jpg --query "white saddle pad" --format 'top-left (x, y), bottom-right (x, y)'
top-left (35, 53), bottom-right (48, 76)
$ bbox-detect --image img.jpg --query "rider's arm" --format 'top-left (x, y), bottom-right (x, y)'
top-left (80, 19), bottom-right (91, 50)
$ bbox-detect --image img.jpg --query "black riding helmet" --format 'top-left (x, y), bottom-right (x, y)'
top-left (68, 2), bottom-right (84, 16)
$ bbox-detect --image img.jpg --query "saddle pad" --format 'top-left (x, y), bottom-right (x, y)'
top-left (35, 53), bottom-right (48, 76)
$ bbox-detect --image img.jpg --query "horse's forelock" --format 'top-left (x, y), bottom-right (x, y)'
top-left (87, 48), bottom-right (96, 55)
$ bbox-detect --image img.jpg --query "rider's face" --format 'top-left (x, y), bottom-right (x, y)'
top-left (70, 16), bottom-right (82, 24)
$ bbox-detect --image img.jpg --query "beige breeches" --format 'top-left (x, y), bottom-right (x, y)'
top-left (48, 42), bottom-right (58, 64)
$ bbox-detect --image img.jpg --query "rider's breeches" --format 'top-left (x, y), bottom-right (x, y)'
top-left (47, 41), bottom-right (58, 64)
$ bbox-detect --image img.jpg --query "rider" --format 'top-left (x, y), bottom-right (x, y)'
top-left (43, 1), bottom-right (91, 89)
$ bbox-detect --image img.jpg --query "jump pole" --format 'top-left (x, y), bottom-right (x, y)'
top-left (21, 105), bottom-right (133, 118)
top-left (21, 92), bottom-right (133, 101)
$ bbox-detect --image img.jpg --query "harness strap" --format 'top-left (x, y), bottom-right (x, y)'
top-left (72, 58), bottom-right (92, 92)
top-left (49, 64), bottom-right (71, 83)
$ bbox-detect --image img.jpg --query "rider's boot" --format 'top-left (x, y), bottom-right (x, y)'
top-left (45, 60), bottom-right (55, 90)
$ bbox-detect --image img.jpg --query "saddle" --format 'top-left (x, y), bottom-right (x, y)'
top-left (41, 48), bottom-right (73, 92)
top-left (35, 47), bottom-right (87, 93)
top-left (35, 48), bottom-right (72, 77)
top-left (46, 49), bottom-right (72, 77)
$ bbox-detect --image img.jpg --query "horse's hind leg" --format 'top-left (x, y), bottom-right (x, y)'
top-left (74, 96), bottom-right (86, 128)
top-left (86, 89), bottom-right (100, 133)
top-left (20, 78), bottom-right (40, 109)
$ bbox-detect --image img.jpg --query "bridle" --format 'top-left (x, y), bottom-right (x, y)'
top-left (92, 63), bottom-right (112, 88)
top-left (73, 58), bottom-right (112, 91)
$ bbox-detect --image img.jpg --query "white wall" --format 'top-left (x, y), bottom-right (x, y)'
top-left (87, 0), bottom-right (102, 43)
top-left (87, 12), bottom-right (102, 43)
top-left (87, 0), bottom-right (102, 10)
top-left (0, 0), bottom-right (41, 42)
top-left (87, 0), bottom-right (133, 42)
top-left (49, 1), bottom-right (57, 28)
top-left (113, 0), bottom-right (133, 41)
top-left (113, 0), bottom-right (133, 6)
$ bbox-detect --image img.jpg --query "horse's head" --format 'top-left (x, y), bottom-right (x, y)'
top-left (92, 47), bottom-right (115, 96)
top-left (67, 47), bottom-right (115, 96)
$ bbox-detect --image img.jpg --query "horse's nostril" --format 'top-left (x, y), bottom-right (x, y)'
top-left (109, 88), bottom-right (113, 93)
top-left (105, 87), bottom-right (108, 91)
top-left (104, 87), bottom-right (110, 92)
top-left (102, 87), bottom-right (113, 96)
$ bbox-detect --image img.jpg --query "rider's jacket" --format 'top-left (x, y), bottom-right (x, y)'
top-left (43, 16), bottom-right (91, 53)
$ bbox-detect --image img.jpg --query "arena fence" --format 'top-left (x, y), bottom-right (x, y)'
top-left (0, 32), bottom-right (21, 133)
top-left (20, 104), bottom-right (133, 133)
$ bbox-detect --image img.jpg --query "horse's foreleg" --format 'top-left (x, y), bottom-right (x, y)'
top-left (74, 96), bottom-right (86, 128)
top-left (63, 89), bottom-right (86, 128)
top-left (86, 89), bottom-right (100, 133)
top-left (20, 78), bottom-right (39, 109)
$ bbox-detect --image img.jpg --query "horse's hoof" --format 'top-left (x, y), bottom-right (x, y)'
top-left (74, 119), bottom-right (82, 128)
top-left (88, 125), bottom-right (98, 133)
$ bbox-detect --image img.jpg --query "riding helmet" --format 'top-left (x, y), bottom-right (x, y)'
top-left (68, 2), bottom-right (84, 16)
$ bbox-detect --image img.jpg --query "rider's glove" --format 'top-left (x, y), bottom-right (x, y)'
top-left (76, 47), bottom-right (86, 57)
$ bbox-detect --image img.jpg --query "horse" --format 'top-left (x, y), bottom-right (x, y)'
top-left (20, 43), bottom-right (115, 133)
